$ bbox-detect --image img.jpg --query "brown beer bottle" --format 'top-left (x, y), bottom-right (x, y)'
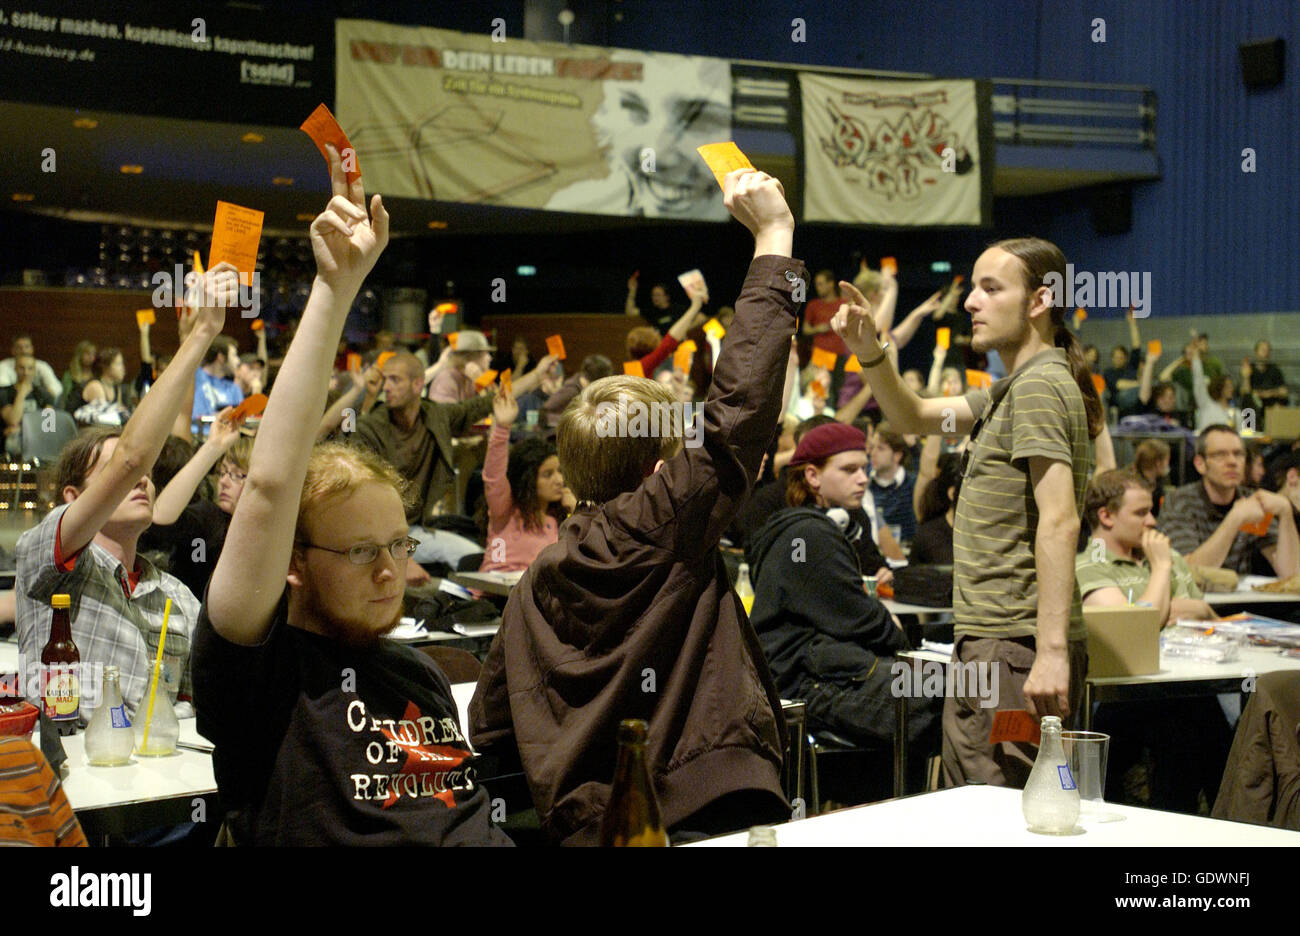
top-left (41, 594), bottom-right (81, 736)
top-left (599, 718), bottom-right (669, 847)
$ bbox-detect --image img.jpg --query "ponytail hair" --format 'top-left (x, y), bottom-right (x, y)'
top-left (989, 237), bottom-right (1106, 440)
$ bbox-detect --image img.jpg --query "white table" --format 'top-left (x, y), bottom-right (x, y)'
top-left (450, 570), bottom-right (523, 598)
top-left (883, 599), bottom-right (952, 617)
top-left (686, 784), bottom-right (1300, 846)
top-left (49, 717), bottom-right (217, 843)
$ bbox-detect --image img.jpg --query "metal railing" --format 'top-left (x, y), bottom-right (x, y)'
top-left (991, 78), bottom-right (1156, 149)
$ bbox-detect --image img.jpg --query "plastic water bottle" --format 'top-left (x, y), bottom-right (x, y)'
top-left (1021, 715), bottom-right (1080, 834)
top-left (735, 563), bottom-right (755, 615)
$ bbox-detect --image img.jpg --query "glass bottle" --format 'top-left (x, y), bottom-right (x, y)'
top-left (134, 675), bottom-right (179, 757)
top-left (735, 563), bottom-right (755, 616)
top-left (40, 594), bottom-right (80, 736)
top-left (600, 719), bottom-right (669, 847)
top-left (84, 666), bottom-right (134, 766)
top-left (1022, 715), bottom-right (1080, 834)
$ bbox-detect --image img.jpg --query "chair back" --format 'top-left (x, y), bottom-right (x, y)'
top-left (417, 645), bottom-right (483, 685)
top-left (20, 408), bottom-right (78, 463)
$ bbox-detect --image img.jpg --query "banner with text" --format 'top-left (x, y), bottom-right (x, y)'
top-left (335, 19), bottom-right (731, 220)
top-left (799, 73), bottom-right (989, 226)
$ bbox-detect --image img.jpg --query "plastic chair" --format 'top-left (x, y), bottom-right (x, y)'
top-left (13, 408), bottom-right (77, 508)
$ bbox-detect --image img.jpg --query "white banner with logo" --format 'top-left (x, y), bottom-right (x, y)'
top-left (799, 73), bottom-right (987, 226)
top-left (336, 20), bottom-right (731, 220)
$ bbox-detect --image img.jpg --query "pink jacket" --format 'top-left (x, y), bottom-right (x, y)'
top-left (479, 424), bottom-right (559, 573)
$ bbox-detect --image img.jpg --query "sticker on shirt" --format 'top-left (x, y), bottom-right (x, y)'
top-left (347, 699), bottom-right (476, 808)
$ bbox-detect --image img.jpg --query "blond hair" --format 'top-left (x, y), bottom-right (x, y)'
top-left (222, 435), bottom-right (256, 474)
top-left (853, 267), bottom-right (883, 298)
top-left (557, 375), bottom-right (682, 504)
top-left (295, 442), bottom-right (411, 542)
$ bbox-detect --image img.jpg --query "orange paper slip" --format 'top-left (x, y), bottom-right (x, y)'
top-left (1147, 339), bottom-right (1162, 357)
top-left (192, 250), bottom-right (204, 275)
top-left (1241, 512), bottom-right (1274, 537)
top-left (623, 360), bottom-right (645, 377)
top-left (474, 369), bottom-right (499, 389)
top-left (966, 369), bottom-right (993, 390)
top-left (300, 103), bottom-right (362, 183)
top-left (989, 710), bottom-right (1041, 746)
top-left (346, 353), bottom-right (362, 372)
top-left (230, 394), bottom-right (268, 424)
top-left (500, 368), bottom-right (512, 395)
top-left (696, 142), bottom-right (754, 189)
top-left (1091, 373), bottom-right (1106, 395)
top-left (844, 355), bottom-right (863, 374)
top-left (880, 257), bottom-right (898, 276)
top-left (936, 327), bottom-right (950, 350)
top-left (545, 334), bottom-right (566, 360)
top-left (250, 318), bottom-right (264, 332)
top-left (375, 351), bottom-right (396, 369)
top-left (1074, 307), bottom-right (1088, 321)
top-left (702, 318), bottom-right (726, 340)
top-left (135, 309), bottom-right (156, 327)
top-left (446, 332), bottom-right (459, 349)
top-left (810, 347), bottom-right (838, 370)
top-left (673, 347), bottom-right (693, 372)
top-left (208, 201), bottom-right (264, 281)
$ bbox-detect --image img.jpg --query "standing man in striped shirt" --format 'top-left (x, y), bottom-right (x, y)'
top-left (832, 238), bottom-right (1104, 788)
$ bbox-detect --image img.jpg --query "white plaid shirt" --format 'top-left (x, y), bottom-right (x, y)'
top-left (14, 504), bottom-right (200, 721)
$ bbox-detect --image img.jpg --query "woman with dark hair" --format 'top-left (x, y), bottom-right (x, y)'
top-left (478, 384), bottom-right (575, 573)
top-left (831, 236), bottom-right (1098, 789)
top-left (76, 347), bottom-right (133, 425)
top-left (910, 453), bottom-right (961, 566)
top-left (61, 340), bottom-right (96, 406)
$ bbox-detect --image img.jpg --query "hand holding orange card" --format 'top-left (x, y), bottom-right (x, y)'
top-left (135, 309), bottom-right (156, 327)
top-left (1074, 306), bottom-right (1087, 322)
top-left (809, 347), bottom-right (837, 371)
top-left (673, 346), bottom-right (693, 372)
top-left (937, 327), bottom-right (951, 349)
top-left (623, 360), bottom-right (645, 377)
top-left (346, 352), bottom-right (362, 372)
top-left (545, 334), bottom-right (566, 360)
top-left (696, 142), bottom-right (754, 190)
top-left (989, 710), bottom-right (1041, 746)
top-left (300, 103), bottom-right (361, 183)
top-left (208, 201), bottom-right (264, 282)
top-left (880, 256), bottom-right (898, 276)
top-left (250, 318), bottom-right (264, 332)
top-left (702, 318), bottom-right (726, 340)
top-left (474, 369), bottom-right (499, 389)
top-left (229, 393), bottom-right (268, 424)
top-left (1147, 339), bottom-right (1162, 357)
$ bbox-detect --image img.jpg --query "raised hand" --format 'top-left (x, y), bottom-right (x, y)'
top-left (428, 308), bottom-right (445, 335)
top-left (627, 271), bottom-right (639, 293)
top-left (832, 279), bottom-right (882, 359)
top-left (722, 169), bottom-right (794, 240)
top-left (180, 261), bottom-right (240, 341)
top-left (310, 143), bottom-right (390, 294)
top-left (492, 384), bottom-right (519, 427)
top-left (208, 407), bottom-right (242, 451)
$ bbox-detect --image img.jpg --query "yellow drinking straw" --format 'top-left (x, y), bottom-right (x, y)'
top-left (140, 598), bottom-right (172, 754)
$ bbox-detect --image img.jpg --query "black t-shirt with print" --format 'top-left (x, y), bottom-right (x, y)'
top-left (193, 597), bottom-right (511, 846)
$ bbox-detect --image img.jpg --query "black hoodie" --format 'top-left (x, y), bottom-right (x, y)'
top-left (746, 507), bottom-right (906, 697)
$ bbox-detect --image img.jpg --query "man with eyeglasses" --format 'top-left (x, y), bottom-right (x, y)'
top-left (1158, 424), bottom-right (1300, 578)
top-left (193, 149), bottom-right (510, 845)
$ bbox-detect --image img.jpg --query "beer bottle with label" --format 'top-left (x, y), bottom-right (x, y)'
top-left (41, 594), bottom-right (80, 736)
top-left (599, 718), bottom-right (669, 847)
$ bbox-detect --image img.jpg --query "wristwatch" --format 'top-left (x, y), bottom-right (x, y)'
top-left (862, 342), bottom-right (892, 368)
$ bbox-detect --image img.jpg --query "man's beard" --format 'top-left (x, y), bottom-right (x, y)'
top-left (300, 581), bottom-right (402, 650)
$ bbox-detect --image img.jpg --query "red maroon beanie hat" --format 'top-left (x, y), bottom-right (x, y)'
top-left (789, 423), bottom-right (867, 468)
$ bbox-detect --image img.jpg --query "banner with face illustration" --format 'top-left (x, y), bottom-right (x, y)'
top-left (336, 20), bottom-right (730, 220)
top-left (799, 74), bottom-right (990, 226)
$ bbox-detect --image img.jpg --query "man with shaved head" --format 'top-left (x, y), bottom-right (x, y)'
top-left (353, 350), bottom-right (553, 573)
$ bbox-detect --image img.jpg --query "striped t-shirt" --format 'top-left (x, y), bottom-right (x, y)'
top-left (953, 349), bottom-right (1093, 639)
top-left (0, 737), bottom-right (86, 847)
top-left (1075, 544), bottom-right (1203, 606)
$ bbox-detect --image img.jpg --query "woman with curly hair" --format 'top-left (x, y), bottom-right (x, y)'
top-left (479, 384), bottom-right (575, 573)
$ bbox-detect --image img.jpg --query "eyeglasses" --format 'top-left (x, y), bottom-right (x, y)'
top-left (219, 465), bottom-right (247, 484)
top-left (300, 536), bottom-right (420, 565)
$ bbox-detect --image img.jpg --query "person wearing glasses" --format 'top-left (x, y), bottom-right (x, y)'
top-left (193, 146), bottom-right (509, 845)
top-left (138, 408), bottom-right (247, 600)
top-left (1157, 424), bottom-right (1300, 578)
top-left (831, 238), bottom-right (1104, 790)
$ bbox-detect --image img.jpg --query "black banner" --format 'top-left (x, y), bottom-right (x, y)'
top-left (0, 1), bottom-right (332, 125)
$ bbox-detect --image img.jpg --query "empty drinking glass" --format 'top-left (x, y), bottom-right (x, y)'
top-left (1061, 730), bottom-right (1122, 823)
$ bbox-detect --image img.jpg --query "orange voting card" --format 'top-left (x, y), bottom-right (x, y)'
top-left (474, 369), bottom-right (499, 389)
top-left (696, 142), bottom-right (754, 190)
top-left (300, 103), bottom-right (361, 183)
top-left (546, 334), bottom-right (566, 360)
top-left (208, 201), bottom-right (264, 281)
top-left (1074, 306), bottom-right (1088, 322)
top-left (446, 332), bottom-right (459, 349)
top-left (680, 339), bottom-right (697, 353)
top-left (229, 393), bottom-right (268, 424)
top-left (346, 352), bottom-right (362, 372)
top-left (880, 256), bottom-right (898, 276)
top-left (810, 347), bottom-right (838, 371)
top-left (1147, 339), bottom-right (1162, 357)
top-left (966, 369), bottom-right (993, 390)
top-left (809, 379), bottom-right (827, 398)
top-left (702, 318), bottom-right (726, 340)
top-left (953, 274), bottom-right (964, 285)
top-left (623, 360), bottom-right (645, 378)
top-left (192, 250), bottom-right (204, 275)
top-left (250, 318), bottom-right (264, 332)
top-left (135, 309), bottom-right (156, 327)
top-left (937, 327), bottom-right (951, 350)
top-left (500, 368), bottom-right (512, 395)
top-left (1091, 373), bottom-right (1106, 395)
top-left (375, 351), bottom-right (396, 369)
top-left (673, 346), bottom-right (693, 372)
top-left (1241, 511), bottom-right (1274, 537)
top-left (844, 355), bottom-right (863, 374)
top-left (989, 710), bottom-right (1041, 746)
